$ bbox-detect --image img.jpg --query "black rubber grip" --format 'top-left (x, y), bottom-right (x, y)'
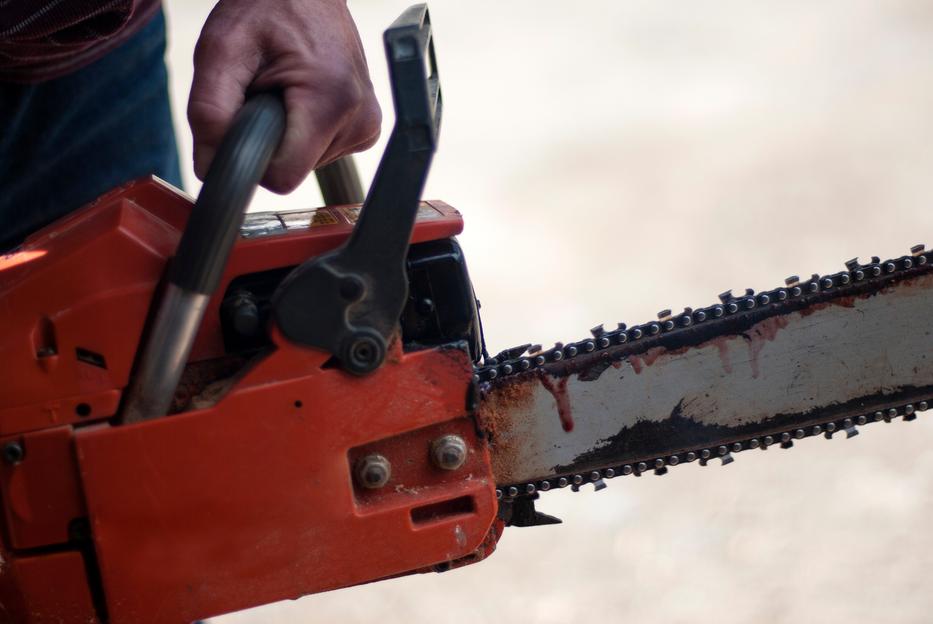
top-left (169, 93), bottom-right (286, 294)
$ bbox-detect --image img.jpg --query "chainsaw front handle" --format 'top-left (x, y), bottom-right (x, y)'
top-left (170, 93), bottom-right (286, 294)
top-left (122, 93), bottom-right (285, 424)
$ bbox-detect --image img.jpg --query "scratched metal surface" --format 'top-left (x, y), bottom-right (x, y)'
top-left (484, 274), bottom-right (933, 485)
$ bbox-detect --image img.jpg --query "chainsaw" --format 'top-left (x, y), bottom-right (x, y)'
top-left (1, 5), bottom-right (930, 622)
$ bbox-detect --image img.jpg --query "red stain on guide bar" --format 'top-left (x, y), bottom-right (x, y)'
top-left (746, 315), bottom-right (790, 378)
top-left (538, 372), bottom-right (573, 432)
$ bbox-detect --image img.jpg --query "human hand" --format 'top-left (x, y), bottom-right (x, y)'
top-left (188, 0), bottom-right (381, 193)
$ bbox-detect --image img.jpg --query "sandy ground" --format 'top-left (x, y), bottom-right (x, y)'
top-left (161, 1), bottom-right (933, 622)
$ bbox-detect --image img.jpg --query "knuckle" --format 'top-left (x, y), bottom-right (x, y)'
top-left (350, 96), bottom-right (382, 147)
top-left (320, 65), bottom-right (364, 112)
top-left (361, 96), bottom-right (382, 133)
top-left (264, 169), bottom-right (302, 194)
top-left (193, 32), bottom-right (232, 64)
top-left (186, 98), bottom-right (226, 135)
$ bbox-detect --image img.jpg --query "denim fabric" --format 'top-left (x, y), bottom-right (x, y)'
top-left (0, 9), bottom-right (181, 251)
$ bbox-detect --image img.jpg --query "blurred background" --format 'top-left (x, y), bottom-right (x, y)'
top-left (162, 1), bottom-right (933, 622)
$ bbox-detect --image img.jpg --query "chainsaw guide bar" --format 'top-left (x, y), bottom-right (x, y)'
top-left (479, 247), bottom-right (933, 501)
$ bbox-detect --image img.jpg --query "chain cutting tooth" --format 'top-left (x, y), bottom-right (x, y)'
top-left (486, 249), bottom-right (933, 499)
top-left (497, 400), bottom-right (932, 498)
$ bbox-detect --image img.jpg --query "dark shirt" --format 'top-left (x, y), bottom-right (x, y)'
top-left (0, 0), bottom-right (160, 82)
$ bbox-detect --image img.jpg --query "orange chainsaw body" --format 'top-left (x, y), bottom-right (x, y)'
top-left (0, 178), bottom-right (499, 623)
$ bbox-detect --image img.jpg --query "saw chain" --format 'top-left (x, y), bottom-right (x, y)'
top-left (477, 245), bottom-right (933, 501)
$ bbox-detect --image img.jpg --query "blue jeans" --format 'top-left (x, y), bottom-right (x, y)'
top-left (0, 10), bottom-right (181, 252)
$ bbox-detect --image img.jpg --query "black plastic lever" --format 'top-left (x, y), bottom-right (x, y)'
top-left (272, 4), bottom-right (441, 374)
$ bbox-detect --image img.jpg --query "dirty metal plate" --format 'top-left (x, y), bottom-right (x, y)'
top-left (482, 274), bottom-right (933, 486)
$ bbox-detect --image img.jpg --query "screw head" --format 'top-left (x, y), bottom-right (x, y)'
top-left (430, 435), bottom-right (468, 471)
top-left (2, 442), bottom-right (23, 465)
top-left (355, 454), bottom-right (391, 489)
top-left (342, 330), bottom-right (386, 375)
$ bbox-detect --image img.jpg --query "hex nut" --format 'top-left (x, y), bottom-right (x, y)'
top-left (355, 454), bottom-right (391, 489)
top-left (430, 435), bottom-right (467, 471)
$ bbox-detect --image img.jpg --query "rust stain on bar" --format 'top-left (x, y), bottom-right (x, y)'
top-left (538, 372), bottom-right (573, 432)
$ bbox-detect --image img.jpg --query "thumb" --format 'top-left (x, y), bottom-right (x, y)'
top-left (187, 33), bottom-right (258, 180)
